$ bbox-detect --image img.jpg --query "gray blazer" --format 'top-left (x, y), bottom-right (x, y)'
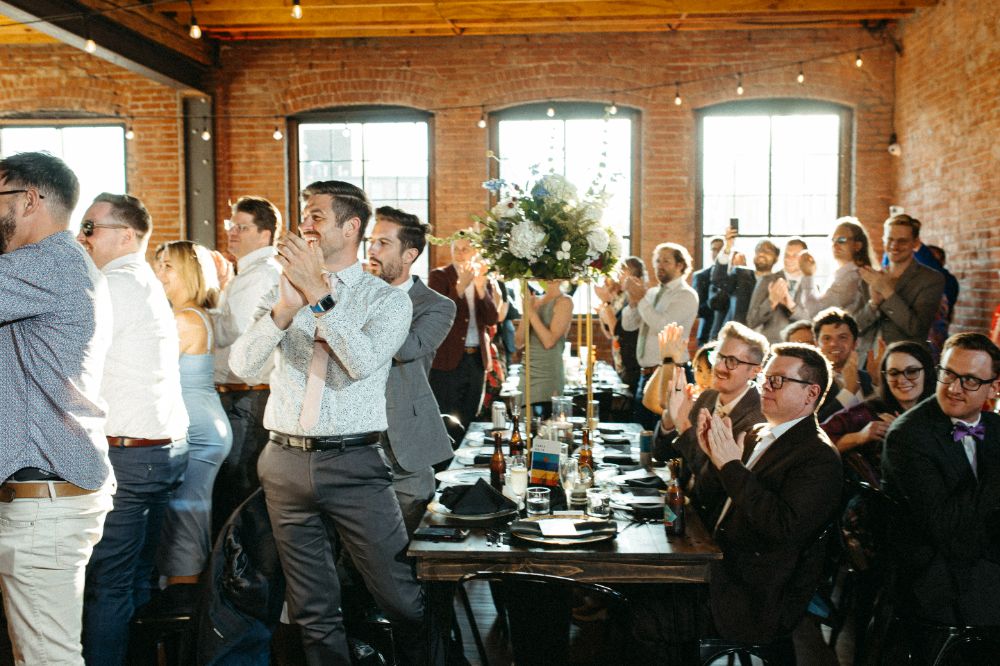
top-left (385, 276), bottom-right (457, 472)
top-left (745, 271), bottom-right (808, 343)
top-left (854, 260), bottom-right (945, 346)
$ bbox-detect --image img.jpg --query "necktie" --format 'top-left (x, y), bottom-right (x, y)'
top-left (636, 284), bottom-right (666, 361)
top-left (298, 274), bottom-right (338, 431)
top-left (952, 421), bottom-right (985, 442)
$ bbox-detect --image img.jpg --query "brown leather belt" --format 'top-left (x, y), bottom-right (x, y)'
top-left (464, 346), bottom-right (480, 355)
top-left (107, 436), bottom-right (173, 448)
top-left (0, 481), bottom-right (97, 503)
top-left (217, 383), bottom-right (270, 393)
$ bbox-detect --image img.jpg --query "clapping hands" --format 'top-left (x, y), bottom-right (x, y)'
top-left (696, 410), bottom-right (746, 469)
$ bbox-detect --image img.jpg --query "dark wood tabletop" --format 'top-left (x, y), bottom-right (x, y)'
top-left (408, 421), bottom-right (722, 584)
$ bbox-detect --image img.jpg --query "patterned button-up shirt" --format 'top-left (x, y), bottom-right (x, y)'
top-left (0, 231), bottom-right (113, 489)
top-left (231, 261), bottom-right (411, 436)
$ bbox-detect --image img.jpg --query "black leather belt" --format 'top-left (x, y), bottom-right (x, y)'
top-left (640, 366), bottom-right (658, 377)
top-left (270, 431), bottom-right (382, 452)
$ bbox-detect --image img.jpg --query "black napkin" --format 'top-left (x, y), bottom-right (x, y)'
top-left (602, 454), bottom-right (636, 466)
top-left (628, 502), bottom-right (664, 521)
top-left (624, 475), bottom-right (667, 490)
top-left (598, 425), bottom-right (624, 435)
top-left (473, 455), bottom-right (492, 465)
top-left (510, 519), bottom-right (617, 538)
top-left (439, 479), bottom-right (517, 515)
top-left (602, 435), bottom-right (632, 448)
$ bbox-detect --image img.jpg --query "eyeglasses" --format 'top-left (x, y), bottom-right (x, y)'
top-left (715, 353), bottom-right (760, 371)
top-left (0, 190), bottom-right (44, 199)
top-left (757, 374), bottom-right (815, 390)
top-left (935, 366), bottom-right (998, 392)
top-left (884, 366), bottom-right (924, 382)
top-left (832, 236), bottom-right (852, 245)
top-left (224, 219), bottom-right (255, 233)
top-left (80, 220), bottom-right (128, 237)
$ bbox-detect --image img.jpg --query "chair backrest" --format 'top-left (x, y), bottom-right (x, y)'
top-left (457, 571), bottom-right (631, 666)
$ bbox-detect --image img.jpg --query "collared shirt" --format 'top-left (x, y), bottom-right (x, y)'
top-left (714, 383), bottom-right (753, 419)
top-left (396, 275), bottom-right (416, 293)
top-left (102, 252), bottom-right (189, 440)
top-left (0, 231), bottom-right (113, 489)
top-left (621, 276), bottom-right (699, 366)
top-left (213, 246), bottom-right (282, 384)
top-left (231, 260), bottom-right (411, 436)
top-left (463, 281), bottom-right (479, 347)
top-left (950, 415), bottom-right (982, 475)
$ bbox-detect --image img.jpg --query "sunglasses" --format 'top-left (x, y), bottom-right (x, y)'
top-left (80, 220), bottom-right (128, 237)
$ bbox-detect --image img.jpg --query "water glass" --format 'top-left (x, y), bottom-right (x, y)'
top-left (587, 399), bottom-right (600, 430)
top-left (586, 488), bottom-right (611, 518)
top-left (526, 487), bottom-right (551, 515)
top-left (507, 455), bottom-right (528, 500)
top-left (559, 457), bottom-right (578, 497)
top-left (594, 463), bottom-right (618, 492)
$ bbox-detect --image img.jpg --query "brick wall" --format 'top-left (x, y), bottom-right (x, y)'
top-left (895, 0), bottom-right (1000, 332)
top-left (212, 29), bottom-right (897, 269)
top-left (0, 45), bottom-right (185, 255)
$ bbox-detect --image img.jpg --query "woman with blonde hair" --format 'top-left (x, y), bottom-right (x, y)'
top-left (153, 241), bottom-right (233, 587)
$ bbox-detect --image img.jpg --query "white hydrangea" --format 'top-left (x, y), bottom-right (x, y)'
top-left (539, 174), bottom-right (578, 202)
top-left (580, 203), bottom-right (603, 224)
top-left (556, 240), bottom-right (572, 261)
top-left (586, 228), bottom-right (610, 256)
top-left (508, 220), bottom-right (547, 261)
top-left (607, 230), bottom-right (622, 259)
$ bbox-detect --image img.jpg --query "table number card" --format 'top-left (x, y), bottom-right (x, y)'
top-left (529, 437), bottom-right (562, 486)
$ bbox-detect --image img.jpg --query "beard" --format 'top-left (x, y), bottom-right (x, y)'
top-left (0, 208), bottom-right (15, 255)
top-left (370, 258), bottom-right (402, 284)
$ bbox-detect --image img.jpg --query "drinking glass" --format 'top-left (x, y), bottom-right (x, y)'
top-left (587, 399), bottom-right (600, 430)
top-left (526, 487), bottom-right (551, 515)
top-left (559, 457), bottom-right (579, 499)
top-left (594, 463), bottom-right (618, 492)
top-left (507, 455), bottom-right (528, 504)
top-left (586, 488), bottom-right (611, 518)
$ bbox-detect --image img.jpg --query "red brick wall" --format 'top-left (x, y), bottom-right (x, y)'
top-left (212, 29), bottom-right (897, 268)
top-left (895, 0), bottom-right (1000, 332)
top-left (0, 45), bottom-right (185, 255)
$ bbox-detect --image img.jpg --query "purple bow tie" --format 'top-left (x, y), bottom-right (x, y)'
top-left (953, 421), bottom-right (985, 443)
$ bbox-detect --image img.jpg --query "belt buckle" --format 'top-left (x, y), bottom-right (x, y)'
top-left (0, 486), bottom-right (15, 503)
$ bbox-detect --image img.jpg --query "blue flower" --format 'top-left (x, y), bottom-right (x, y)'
top-left (530, 182), bottom-right (549, 198)
top-left (482, 178), bottom-right (507, 193)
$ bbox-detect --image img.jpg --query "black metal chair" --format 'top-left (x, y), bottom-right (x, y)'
top-left (879, 616), bottom-right (1000, 666)
top-left (698, 635), bottom-right (796, 665)
top-left (456, 571), bottom-right (632, 665)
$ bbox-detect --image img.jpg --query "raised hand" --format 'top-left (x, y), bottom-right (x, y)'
top-left (768, 278), bottom-right (789, 308)
top-left (276, 233), bottom-right (328, 305)
top-left (695, 408), bottom-right (713, 459)
top-left (623, 275), bottom-right (646, 304)
top-left (667, 366), bottom-right (694, 433)
top-left (706, 413), bottom-right (745, 469)
top-left (866, 338), bottom-right (887, 386)
top-left (798, 250), bottom-right (816, 277)
top-left (658, 322), bottom-right (687, 362)
top-left (841, 350), bottom-right (861, 393)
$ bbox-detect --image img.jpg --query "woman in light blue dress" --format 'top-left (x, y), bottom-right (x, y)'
top-left (154, 241), bottom-right (233, 584)
top-left (515, 280), bottom-right (574, 416)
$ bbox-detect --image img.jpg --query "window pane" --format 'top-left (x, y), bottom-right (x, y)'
top-left (297, 117), bottom-right (430, 280)
top-left (0, 125), bottom-right (126, 228)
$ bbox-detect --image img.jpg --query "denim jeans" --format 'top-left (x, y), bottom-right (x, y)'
top-left (82, 442), bottom-right (188, 666)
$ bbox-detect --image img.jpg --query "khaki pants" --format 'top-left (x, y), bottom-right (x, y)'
top-left (0, 486), bottom-right (113, 665)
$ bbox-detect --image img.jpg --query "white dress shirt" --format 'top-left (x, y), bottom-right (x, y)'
top-left (230, 261), bottom-right (412, 436)
top-left (951, 416), bottom-right (982, 475)
top-left (621, 276), bottom-right (699, 366)
top-left (213, 246), bottom-right (282, 384)
top-left (102, 253), bottom-right (189, 439)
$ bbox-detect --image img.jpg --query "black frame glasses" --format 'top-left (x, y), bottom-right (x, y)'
top-left (715, 353), bottom-right (760, 371)
top-left (80, 220), bottom-right (129, 237)
top-left (758, 374), bottom-right (815, 391)
top-left (0, 190), bottom-right (44, 199)
top-left (884, 366), bottom-right (924, 382)
top-left (935, 366), bottom-right (998, 392)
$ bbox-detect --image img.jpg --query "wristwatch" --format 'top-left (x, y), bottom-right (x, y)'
top-left (309, 293), bottom-right (335, 315)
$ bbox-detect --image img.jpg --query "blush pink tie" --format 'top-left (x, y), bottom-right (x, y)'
top-left (298, 274), bottom-right (337, 431)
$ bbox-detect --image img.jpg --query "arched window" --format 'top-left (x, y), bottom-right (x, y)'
top-left (697, 99), bottom-right (852, 277)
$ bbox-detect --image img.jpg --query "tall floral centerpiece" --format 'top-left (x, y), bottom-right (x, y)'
top-left (468, 172), bottom-right (620, 444)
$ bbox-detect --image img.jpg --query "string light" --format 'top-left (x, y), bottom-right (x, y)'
top-left (736, 72), bottom-right (744, 96)
top-left (674, 82), bottom-right (682, 106)
top-left (796, 63), bottom-right (805, 84)
top-left (477, 107), bottom-right (487, 128)
top-left (84, 38), bottom-right (97, 53)
top-left (124, 126), bottom-right (135, 141)
top-left (546, 106), bottom-right (556, 118)
top-left (291, 0), bottom-right (303, 20)
top-left (200, 128), bottom-right (211, 141)
top-left (272, 126), bottom-right (283, 140)
top-left (607, 101), bottom-right (618, 115)
top-left (855, 53), bottom-right (863, 68)
top-left (187, 1), bottom-right (202, 39)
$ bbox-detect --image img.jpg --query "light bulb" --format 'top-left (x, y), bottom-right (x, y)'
top-left (736, 74), bottom-right (744, 96)
top-left (189, 20), bottom-right (202, 39)
top-left (546, 106), bottom-right (555, 118)
top-left (855, 54), bottom-right (863, 68)
top-left (125, 127), bottom-right (135, 141)
top-left (272, 127), bottom-right (284, 141)
top-left (674, 82), bottom-right (682, 106)
top-left (84, 38), bottom-right (97, 53)
top-left (201, 129), bottom-right (211, 141)
top-left (291, 1), bottom-right (303, 19)
top-left (608, 103), bottom-right (618, 115)
top-left (477, 116), bottom-right (487, 129)
top-left (796, 66), bottom-right (805, 84)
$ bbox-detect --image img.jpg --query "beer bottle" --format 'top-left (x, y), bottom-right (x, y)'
top-left (664, 479), bottom-right (686, 536)
top-left (509, 414), bottom-right (524, 457)
top-left (578, 428), bottom-right (594, 473)
top-left (490, 431), bottom-right (506, 491)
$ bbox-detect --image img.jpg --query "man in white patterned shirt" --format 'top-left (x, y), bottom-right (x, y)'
top-left (230, 181), bottom-right (427, 665)
top-left (0, 152), bottom-right (114, 665)
top-left (212, 195), bottom-right (282, 529)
